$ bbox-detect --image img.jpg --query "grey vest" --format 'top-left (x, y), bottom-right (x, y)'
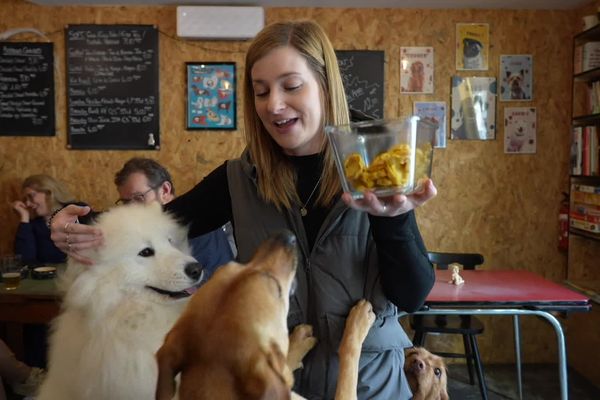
top-left (227, 151), bottom-right (413, 399)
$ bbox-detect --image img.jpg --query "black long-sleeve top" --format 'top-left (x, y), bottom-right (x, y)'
top-left (167, 155), bottom-right (434, 312)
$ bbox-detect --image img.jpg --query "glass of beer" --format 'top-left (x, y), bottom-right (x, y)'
top-left (1, 255), bottom-right (22, 290)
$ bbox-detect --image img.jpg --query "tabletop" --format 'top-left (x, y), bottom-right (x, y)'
top-left (427, 269), bottom-right (590, 309)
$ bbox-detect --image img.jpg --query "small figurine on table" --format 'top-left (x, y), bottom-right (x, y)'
top-left (448, 263), bottom-right (465, 285)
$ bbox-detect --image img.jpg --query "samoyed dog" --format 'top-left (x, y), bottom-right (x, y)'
top-left (38, 202), bottom-right (202, 400)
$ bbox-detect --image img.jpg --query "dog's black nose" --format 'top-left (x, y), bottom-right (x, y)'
top-left (273, 230), bottom-right (297, 247)
top-left (184, 262), bottom-right (203, 281)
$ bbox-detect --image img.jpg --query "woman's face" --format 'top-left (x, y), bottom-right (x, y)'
top-left (251, 46), bottom-right (324, 156)
top-left (23, 187), bottom-right (49, 218)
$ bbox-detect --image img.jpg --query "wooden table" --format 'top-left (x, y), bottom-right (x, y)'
top-left (0, 265), bottom-right (63, 359)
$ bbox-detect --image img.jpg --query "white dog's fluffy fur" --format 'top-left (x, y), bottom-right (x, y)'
top-left (38, 203), bottom-right (202, 400)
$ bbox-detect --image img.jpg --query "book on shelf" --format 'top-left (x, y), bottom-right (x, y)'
top-left (572, 183), bottom-right (600, 193)
top-left (574, 41), bottom-right (600, 74)
top-left (570, 217), bottom-right (600, 233)
top-left (570, 126), bottom-right (599, 176)
top-left (572, 191), bottom-right (600, 207)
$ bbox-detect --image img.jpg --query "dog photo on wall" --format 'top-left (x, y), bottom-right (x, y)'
top-left (456, 23), bottom-right (489, 71)
top-left (500, 54), bottom-right (533, 101)
top-left (401, 46), bottom-right (434, 94)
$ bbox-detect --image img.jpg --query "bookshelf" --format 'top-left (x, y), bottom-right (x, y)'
top-left (570, 25), bottom-right (600, 304)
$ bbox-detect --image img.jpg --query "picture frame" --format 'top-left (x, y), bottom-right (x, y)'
top-left (456, 23), bottom-right (490, 71)
top-left (401, 47), bottom-right (434, 94)
top-left (450, 76), bottom-right (497, 140)
top-left (413, 101), bottom-right (447, 148)
top-left (500, 55), bottom-right (533, 101)
top-left (186, 62), bottom-right (236, 130)
top-left (504, 107), bottom-right (536, 154)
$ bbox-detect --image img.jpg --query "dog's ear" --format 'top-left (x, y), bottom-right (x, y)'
top-left (242, 341), bottom-right (292, 400)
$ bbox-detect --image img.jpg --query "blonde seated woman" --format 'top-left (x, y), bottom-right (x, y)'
top-left (11, 174), bottom-right (91, 266)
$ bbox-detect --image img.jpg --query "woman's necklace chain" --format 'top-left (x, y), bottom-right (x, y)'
top-left (300, 175), bottom-right (323, 217)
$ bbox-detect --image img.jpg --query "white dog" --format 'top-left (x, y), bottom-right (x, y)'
top-left (37, 203), bottom-right (202, 400)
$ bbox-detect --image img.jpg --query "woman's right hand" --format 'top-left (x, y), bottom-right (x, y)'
top-left (11, 201), bottom-right (30, 222)
top-left (50, 205), bottom-right (103, 265)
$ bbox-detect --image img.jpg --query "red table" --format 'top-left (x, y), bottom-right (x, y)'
top-left (408, 269), bottom-right (590, 400)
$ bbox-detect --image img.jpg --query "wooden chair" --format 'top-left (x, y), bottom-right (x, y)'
top-left (410, 251), bottom-right (489, 400)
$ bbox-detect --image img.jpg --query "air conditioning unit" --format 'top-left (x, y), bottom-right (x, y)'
top-left (177, 6), bottom-right (264, 40)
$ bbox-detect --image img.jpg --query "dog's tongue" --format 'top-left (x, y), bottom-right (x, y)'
top-left (184, 285), bottom-right (199, 296)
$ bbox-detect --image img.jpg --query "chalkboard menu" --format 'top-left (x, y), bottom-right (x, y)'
top-left (0, 42), bottom-right (55, 136)
top-left (66, 25), bottom-right (159, 149)
top-left (336, 50), bottom-right (384, 119)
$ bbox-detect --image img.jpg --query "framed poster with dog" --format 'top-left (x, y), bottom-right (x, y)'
top-left (413, 101), bottom-right (447, 148)
top-left (450, 76), bottom-right (497, 140)
top-left (456, 23), bottom-right (489, 71)
top-left (500, 55), bottom-right (533, 101)
top-left (401, 47), bottom-right (434, 94)
top-left (504, 107), bottom-right (536, 154)
top-left (186, 62), bottom-right (236, 130)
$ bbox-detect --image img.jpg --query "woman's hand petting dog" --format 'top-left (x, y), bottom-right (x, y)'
top-left (404, 347), bottom-right (449, 400)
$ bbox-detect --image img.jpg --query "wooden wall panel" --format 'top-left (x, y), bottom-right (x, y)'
top-left (0, 0), bottom-right (583, 364)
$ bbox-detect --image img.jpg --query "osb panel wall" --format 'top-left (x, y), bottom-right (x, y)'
top-left (0, 0), bottom-right (581, 363)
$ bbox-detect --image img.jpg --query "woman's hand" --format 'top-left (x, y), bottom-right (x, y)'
top-left (342, 179), bottom-right (437, 216)
top-left (11, 201), bottom-right (30, 222)
top-left (50, 205), bottom-right (103, 265)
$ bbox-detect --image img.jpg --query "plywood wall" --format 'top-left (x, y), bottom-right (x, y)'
top-left (0, 0), bottom-right (582, 364)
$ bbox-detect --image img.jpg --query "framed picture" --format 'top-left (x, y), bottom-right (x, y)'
top-left (413, 101), bottom-right (447, 148)
top-left (504, 107), bottom-right (536, 154)
top-left (450, 76), bottom-right (497, 140)
top-left (186, 62), bottom-right (236, 130)
top-left (456, 23), bottom-right (489, 71)
top-left (401, 47), bottom-right (434, 94)
top-left (500, 55), bottom-right (533, 101)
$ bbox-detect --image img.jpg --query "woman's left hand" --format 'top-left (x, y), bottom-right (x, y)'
top-left (342, 179), bottom-right (437, 217)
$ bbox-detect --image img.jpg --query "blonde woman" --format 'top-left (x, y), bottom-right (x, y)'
top-left (11, 174), bottom-right (80, 264)
top-left (50, 20), bottom-right (436, 399)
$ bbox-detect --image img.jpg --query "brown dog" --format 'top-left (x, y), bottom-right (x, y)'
top-left (407, 61), bottom-right (425, 92)
top-left (155, 231), bottom-right (375, 400)
top-left (404, 347), bottom-right (449, 400)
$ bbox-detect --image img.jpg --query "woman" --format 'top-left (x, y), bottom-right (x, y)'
top-left (50, 20), bottom-right (436, 399)
top-left (11, 175), bottom-right (77, 265)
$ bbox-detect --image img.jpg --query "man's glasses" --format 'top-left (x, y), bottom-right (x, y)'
top-left (115, 187), bottom-right (155, 205)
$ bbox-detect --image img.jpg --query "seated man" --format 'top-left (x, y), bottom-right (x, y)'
top-left (114, 158), bottom-right (234, 279)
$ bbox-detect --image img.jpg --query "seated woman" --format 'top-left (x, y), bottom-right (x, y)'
top-left (11, 174), bottom-right (79, 265)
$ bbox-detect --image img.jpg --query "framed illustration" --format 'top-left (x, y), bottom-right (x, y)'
top-left (401, 47), bottom-right (434, 94)
top-left (450, 76), bottom-right (497, 140)
top-left (456, 23), bottom-right (489, 71)
top-left (504, 107), bottom-right (536, 154)
top-left (413, 101), bottom-right (447, 148)
top-left (186, 62), bottom-right (236, 130)
top-left (500, 55), bottom-right (533, 101)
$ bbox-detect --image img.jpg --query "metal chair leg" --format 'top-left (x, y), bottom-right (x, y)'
top-left (462, 333), bottom-right (475, 385)
top-left (469, 334), bottom-right (488, 400)
top-left (513, 315), bottom-right (523, 400)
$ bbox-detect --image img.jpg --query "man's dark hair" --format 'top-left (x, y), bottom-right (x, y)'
top-left (114, 158), bottom-right (175, 195)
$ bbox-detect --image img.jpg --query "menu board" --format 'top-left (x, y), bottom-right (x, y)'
top-left (0, 42), bottom-right (55, 136)
top-left (66, 25), bottom-right (159, 149)
top-left (336, 50), bottom-right (385, 119)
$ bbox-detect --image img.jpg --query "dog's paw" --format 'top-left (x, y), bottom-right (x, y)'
top-left (341, 299), bottom-right (375, 349)
top-left (287, 324), bottom-right (317, 371)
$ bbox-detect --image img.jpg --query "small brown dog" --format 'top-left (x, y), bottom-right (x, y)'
top-left (404, 347), bottom-right (449, 400)
top-left (155, 231), bottom-right (374, 400)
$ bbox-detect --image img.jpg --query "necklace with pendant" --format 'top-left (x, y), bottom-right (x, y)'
top-left (300, 175), bottom-right (323, 217)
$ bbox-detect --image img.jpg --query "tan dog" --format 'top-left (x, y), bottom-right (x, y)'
top-left (155, 231), bottom-right (375, 400)
top-left (404, 347), bottom-right (449, 400)
top-left (407, 61), bottom-right (425, 92)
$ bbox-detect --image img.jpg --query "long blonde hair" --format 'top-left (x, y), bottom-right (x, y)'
top-left (22, 174), bottom-right (74, 213)
top-left (243, 20), bottom-right (350, 211)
